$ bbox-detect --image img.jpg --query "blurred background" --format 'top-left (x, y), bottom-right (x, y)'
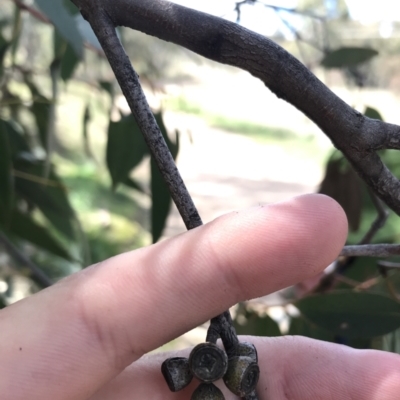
top-left (2, 0), bottom-right (400, 353)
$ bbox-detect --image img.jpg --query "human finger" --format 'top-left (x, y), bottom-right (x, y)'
top-left (0, 194), bottom-right (347, 400)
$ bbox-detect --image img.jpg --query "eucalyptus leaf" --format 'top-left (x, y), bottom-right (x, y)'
top-left (0, 32), bottom-right (10, 79)
top-left (60, 42), bottom-right (80, 81)
top-left (123, 177), bottom-right (146, 194)
top-left (53, 30), bottom-right (80, 82)
top-left (151, 158), bottom-right (171, 243)
top-left (14, 159), bottom-right (77, 240)
top-left (82, 104), bottom-right (94, 158)
top-left (62, 0), bottom-right (80, 15)
top-left (34, 0), bottom-right (83, 58)
top-left (234, 311), bottom-right (281, 337)
top-left (296, 291), bottom-right (400, 338)
top-left (106, 114), bottom-right (148, 189)
top-left (24, 78), bottom-right (51, 148)
top-left (321, 47), bottom-right (378, 69)
top-left (75, 14), bottom-right (101, 51)
top-left (319, 155), bottom-right (362, 232)
top-left (364, 106), bottom-right (383, 121)
top-left (151, 112), bottom-right (179, 243)
top-left (10, 6), bottom-right (22, 64)
top-left (0, 121), bottom-right (14, 219)
top-left (5, 210), bottom-right (73, 260)
top-left (288, 315), bottom-right (335, 342)
top-left (99, 80), bottom-right (114, 99)
top-left (0, 118), bottom-right (30, 156)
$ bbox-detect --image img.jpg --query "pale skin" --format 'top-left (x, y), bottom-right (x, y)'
top-left (1, 194), bottom-right (400, 400)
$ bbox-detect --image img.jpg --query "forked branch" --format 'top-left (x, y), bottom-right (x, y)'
top-left (71, 0), bottom-right (400, 215)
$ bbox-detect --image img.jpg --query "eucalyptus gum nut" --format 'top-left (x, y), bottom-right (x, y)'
top-left (189, 342), bottom-right (228, 383)
top-left (229, 342), bottom-right (258, 362)
top-left (191, 383), bottom-right (225, 400)
top-left (161, 357), bottom-right (193, 392)
top-left (223, 356), bottom-right (260, 397)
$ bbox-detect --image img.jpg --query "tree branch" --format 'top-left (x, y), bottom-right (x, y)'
top-left (71, 3), bottom-right (259, 397)
top-left (340, 244), bottom-right (400, 258)
top-left (71, 0), bottom-right (400, 215)
top-left (359, 192), bottom-right (389, 245)
top-left (85, 8), bottom-right (202, 230)
top-left (12, 0), bottom-right (51, 24)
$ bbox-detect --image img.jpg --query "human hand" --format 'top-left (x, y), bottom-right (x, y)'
top-left (1, 194), bottom-right (398, 399)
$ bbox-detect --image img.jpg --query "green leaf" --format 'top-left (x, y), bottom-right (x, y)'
top-left (150, 158), bottom-right (171, 243)
top-left (154, 112), bottom-right (179, 159)
top-left (24, 78), bottom-right (51, 148)
top-left (99, 80), bottom-right (114, 98)
top-left (319, 155), bottom-right (363, 232)
top-left (336, 257), bottom-right (379, 290)
top-left (60, 42), bottom-right (80, 81)
top-left (82, 104), bottom-right (94, 158)
top-left (364, 106), bottom-right (383, 121)
top-left (0, 32), bottom-right (10, 79)
top-left (10, 6), bottom-right (22, 64)
top-left (34, 0), bottom-right (83, 59)
top-left (234, 310), bottom-right (281, 337)
top-left (75, 14), bottom-right (101, 51)
top-left (381, 327), bottom-right (400, 354)
top-left (53, 30), bottom-right (80, 82)
top-left (0, 118), bottom-right (30, 156)
top-left (151, 112), bottom-right (179, 243)
top-left (62, 0), bottom-right (80, 15)
top-left (4, 210), bottom-right (73, 260)
top-left (106, 114), bottom-right (148, 189)
top-left (14, 159), bottom-right (77, 240)
top-left (0, 121), bottom-right (14, 219)
top-left (288, 315), bottom-right (335, 342)
top-left (296, 291), bottom-right (400, 338)
top-left (123, 177), bottom-right (145, 193)
top-left (321, 47), bottom-right (378, 69)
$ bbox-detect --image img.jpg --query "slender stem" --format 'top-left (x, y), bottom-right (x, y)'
top-left (12, 0), bottom-right (51, 23)
top-left (359, 192), bottom-right (389, 245)
top-left (340, 244), bottom-right (400, 258)
top-left (0, 232), bottom-right (53, 288)
top-left (87, 10), bottom-right (202, 230)
top-left (84, 9), bottom-right (252, 397)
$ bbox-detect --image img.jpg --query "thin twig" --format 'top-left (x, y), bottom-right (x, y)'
top-left (80, 6), bottom-right (253, 398)
top-left (378, 260), bottom-right (400, 270)
top-left (0, 232), bottom-right (52, 288)
top-left (314, 191), bottom-right (390, 293)
top-left (359, 192), bottom-right (389, 245)
top-left (12, 0), bottom-right (51, 23)
top-left (340, 244), bottom-right (400, 258)
top-left (259, 1), bottom-right (325, 19)
top-left (86, 10), bottom-right (202, 230)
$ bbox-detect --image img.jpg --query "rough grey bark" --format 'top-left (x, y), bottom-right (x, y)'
top-left (71, 0), bottom-right (400, 215)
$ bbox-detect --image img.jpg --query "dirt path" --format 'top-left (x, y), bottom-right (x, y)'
top-left (162, 112), bottom-right (324, 238)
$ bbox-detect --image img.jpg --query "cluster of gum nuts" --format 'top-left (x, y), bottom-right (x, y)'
top-left (162, 341), bottom-right (260, 399)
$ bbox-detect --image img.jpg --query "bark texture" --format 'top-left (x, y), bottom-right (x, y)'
top-left (72, 0), bottom-right (400, 215)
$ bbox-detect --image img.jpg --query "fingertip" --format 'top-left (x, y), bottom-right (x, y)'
top-left (296, 193), bottom-right (348, 262)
